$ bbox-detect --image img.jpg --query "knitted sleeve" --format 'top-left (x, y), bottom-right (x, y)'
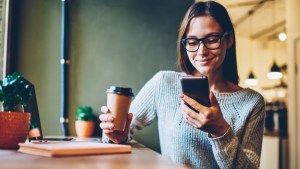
top-left (129, 71), bottom-right (162, 135)
top-left (209, 94), bottom-right (266, 169)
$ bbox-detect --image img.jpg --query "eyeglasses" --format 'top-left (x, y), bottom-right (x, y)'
top-left (181, 32), bottom-right (228, 52)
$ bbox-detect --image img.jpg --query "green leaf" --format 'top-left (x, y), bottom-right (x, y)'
top-left (0, 72), bottom-right (33, 111)
top-left (75, 106), bottom-right (94, 121)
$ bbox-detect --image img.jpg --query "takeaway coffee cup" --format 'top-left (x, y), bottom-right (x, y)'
top-left (106, 86), bottom-right (134, 131)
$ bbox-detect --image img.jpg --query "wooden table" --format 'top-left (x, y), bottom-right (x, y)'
top-left (0, 141), bottom-right (189, 169)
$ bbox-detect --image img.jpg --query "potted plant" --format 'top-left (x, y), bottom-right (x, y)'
top-left (0, 72), bottom-right (32, 149)
top-left (75, 106), bottom-right (95, 138)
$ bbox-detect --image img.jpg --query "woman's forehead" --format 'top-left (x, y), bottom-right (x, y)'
top-left (186, 16), bottom-right (223, 36)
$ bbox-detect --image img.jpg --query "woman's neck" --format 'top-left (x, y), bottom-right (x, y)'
top-left (207, 74), bottom-right (228, 92)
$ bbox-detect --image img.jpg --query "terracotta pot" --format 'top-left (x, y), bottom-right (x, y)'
top-left (0, 112), bottom-right (31, 149)
top-left (75, 120), bottom-right (95, 138)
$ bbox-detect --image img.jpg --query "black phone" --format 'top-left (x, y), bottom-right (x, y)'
top-left (180, 75), bottom-right (211, 112)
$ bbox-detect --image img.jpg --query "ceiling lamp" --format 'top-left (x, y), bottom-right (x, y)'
top-left (267, 1), bottom-right (283, 80)
top-left (245, 14), bottom-right (258, 87)
top-left (267, 61), bottom-right (283, 79)
top-left (278, 32), bottom-right (287, 41)
top-left (245, 71), bottom-right (258, 86)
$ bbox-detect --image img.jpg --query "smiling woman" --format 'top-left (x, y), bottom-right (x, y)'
top-left (100, 1), bottom-right (266, 169)
top-left (0, 0), bottom-right (11, 80)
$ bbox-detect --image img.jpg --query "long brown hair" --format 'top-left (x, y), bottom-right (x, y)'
top-left (177, 1), bottom-right (239, 84)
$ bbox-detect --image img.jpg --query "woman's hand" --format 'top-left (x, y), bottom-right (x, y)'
top-left (99, 106), bottom-right (132, 143)
top-left (180, 91), bottom-right (230, 138)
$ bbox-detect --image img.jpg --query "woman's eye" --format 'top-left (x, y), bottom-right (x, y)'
top-left (187, 39), bottom-right (198, 46)
top-left (205, 37), bottom-right (219, 44)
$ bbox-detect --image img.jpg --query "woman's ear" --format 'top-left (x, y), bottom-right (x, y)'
top-left (226, 32), bottom-right (234, 49)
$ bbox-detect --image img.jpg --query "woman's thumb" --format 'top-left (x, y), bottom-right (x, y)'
top-left (209, 91), bottom-right (218, 106)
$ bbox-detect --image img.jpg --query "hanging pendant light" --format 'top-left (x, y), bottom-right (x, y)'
top-left (278, 31), bottom-right (287, 42)
top-left (245, 70), bottom-right (258, 86)
top-left (267, 1), bottom-right (283, 80)
top-left (245, 14), bottom-right (258, 87)
top-left (267, 61), bottom-right (283, 79)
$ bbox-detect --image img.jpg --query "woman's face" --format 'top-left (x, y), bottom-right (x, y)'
top-left (185, 16), bottom-right (232, 77)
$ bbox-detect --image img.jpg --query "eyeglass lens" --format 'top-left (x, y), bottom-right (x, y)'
top-left (182, 33), bottom-right (226, 52)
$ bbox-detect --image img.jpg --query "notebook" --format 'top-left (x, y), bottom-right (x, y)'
top-left (18, 142), bottom-right (131, 157)
top-left (22, 77), bottom-right (99, 142)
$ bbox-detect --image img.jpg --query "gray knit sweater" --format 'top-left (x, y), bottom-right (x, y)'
top-left (128, 71), bottom-right (266, 169)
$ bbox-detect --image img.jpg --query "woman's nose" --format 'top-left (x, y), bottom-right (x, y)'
top-left (197, 42), bottom-right (208, 55)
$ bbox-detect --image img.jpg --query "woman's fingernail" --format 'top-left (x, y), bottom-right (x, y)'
top-left (101, 106), bottom-right (107, 112)
top-left (179, 94), bottom-right (184, 98)
top-left (109, 124), bottom-right (114, 129)
top-left (108, 116), bottom-right (114, 121)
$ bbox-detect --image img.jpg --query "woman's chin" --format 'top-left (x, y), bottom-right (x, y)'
top-left (194, 68), bottom-right (210, 76)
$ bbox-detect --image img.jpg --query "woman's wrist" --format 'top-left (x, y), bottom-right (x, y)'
top-left (210, 123), bottom-right (230, 138)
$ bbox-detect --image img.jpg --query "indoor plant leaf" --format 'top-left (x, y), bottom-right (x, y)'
top-left (0, 72), bottom-right (33, 112)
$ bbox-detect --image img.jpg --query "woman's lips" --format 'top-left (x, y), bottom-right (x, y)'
top-left (195, 57), bottom-right (213, 64)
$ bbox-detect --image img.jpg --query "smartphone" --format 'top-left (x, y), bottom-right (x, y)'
top-left (180, 75), bottom-right (211, 112)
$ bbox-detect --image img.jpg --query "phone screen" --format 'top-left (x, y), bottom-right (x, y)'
top-left (180, 76), bottom-right (211, 111)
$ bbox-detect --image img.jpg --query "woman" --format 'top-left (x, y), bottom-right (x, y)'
top-left (99, 1), bottom-right (265, 169)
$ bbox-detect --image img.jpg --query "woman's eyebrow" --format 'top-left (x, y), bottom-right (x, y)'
top-left (186, 32), bottom-right (223, 38)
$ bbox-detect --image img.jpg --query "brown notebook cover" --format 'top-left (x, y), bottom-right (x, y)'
top-left (18, 142), bottom-right (131, 157)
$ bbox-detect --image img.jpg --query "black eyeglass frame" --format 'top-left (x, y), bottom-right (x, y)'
top-left (181, 32), bottom-right (228, 52)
